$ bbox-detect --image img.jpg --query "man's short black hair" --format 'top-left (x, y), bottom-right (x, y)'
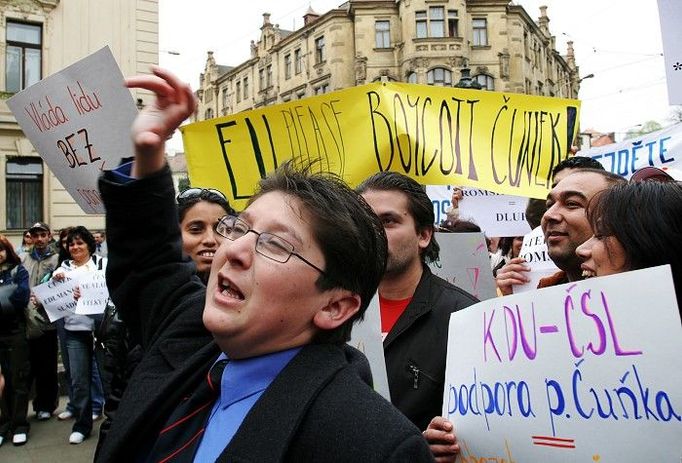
top-left (552, 156), bottom-right (604, 179)
top-left (356, 171), bottom-right (439, 263)
top-left (250, 161), bottom-right (388, 344)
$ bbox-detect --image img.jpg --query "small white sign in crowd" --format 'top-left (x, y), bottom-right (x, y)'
top-left (32, 269), bottom-right (109, 322)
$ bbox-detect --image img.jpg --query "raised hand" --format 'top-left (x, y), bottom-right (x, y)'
top-left (124, 66), bottom-right (196, 177)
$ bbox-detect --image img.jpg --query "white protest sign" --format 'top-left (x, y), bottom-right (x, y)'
top-left (429, 232), bottom-right (496, 301)
top-left (7, 46), bottom-right (137, 214)
top-left (514, 226), bottom-right (560, 293)
top-left (348, 294), bottom-right (390, 400)
top-left (658, 0), bottom-right (682, 105)
top-left (427, 185), bottom-right (531, 237)
top-left (74, 270), bottom-right (109, 315)
top-left (577, 123), bottom-right (682, 179)
top-left (31, 268), bottom-right (87, 322)
top-left (442, 266), bottom-right (682, 461)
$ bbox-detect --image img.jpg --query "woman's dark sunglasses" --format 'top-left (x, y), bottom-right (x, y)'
top-left (176, 188), bottom-right (227, 202)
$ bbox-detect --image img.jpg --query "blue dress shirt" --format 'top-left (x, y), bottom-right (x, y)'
top-left (192, 347), bottom-right (301, 462)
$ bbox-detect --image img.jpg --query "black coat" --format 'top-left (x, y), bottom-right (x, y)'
top-left (95, 166), bottom-right (434, 463)
top-left (385, 266), bottom-right (478, 430)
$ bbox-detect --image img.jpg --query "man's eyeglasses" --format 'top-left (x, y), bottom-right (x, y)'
top-left (177, 188), bottom-right (227, 202)
top-left (214, 215), bottom-right (327, 276)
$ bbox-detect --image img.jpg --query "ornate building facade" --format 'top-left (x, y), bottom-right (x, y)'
top-left (0, 0), bottom-right (157, 240)
top-left (195, 0), bottom-right (580, 122)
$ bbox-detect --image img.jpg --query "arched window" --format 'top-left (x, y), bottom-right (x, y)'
top-left (406, 72), bottom-right (417, 84)
top-left (474, 74), bottom-right (494, 90)
top-left (205, 108), bottom-right (214, 119)
top-left (427, 67), bottom-right (452, 86)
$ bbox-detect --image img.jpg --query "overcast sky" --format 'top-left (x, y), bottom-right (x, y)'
top-left (159, 0), bottom-right (669, 151)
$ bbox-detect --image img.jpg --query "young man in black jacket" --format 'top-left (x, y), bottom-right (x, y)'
top-left (359, 173), bottom-right (479, 462)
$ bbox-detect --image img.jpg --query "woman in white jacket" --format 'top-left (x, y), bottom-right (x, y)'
top-left (52, 226), bottom-right (105, 445)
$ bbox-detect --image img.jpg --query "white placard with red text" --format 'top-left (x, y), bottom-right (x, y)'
top-left (7, 46), bottom-right (137, 214)
top-left (443, 266), bottom-right (682, 461)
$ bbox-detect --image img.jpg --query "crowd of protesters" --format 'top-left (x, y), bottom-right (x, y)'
top-left (0, 66), bottom-right (680, 462)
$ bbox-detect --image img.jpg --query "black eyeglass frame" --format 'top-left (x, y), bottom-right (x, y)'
top-left (177, 187), bottom-right (227, 202)
top-left (214, 215), bottom-right (327, 276)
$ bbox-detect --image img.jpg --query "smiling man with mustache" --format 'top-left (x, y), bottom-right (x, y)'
top-left (496, 168), bottom-right (625, 293)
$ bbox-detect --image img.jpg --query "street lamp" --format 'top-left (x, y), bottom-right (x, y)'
top-left (578, 73), bottom-right (595, 84)
top-left (453, 59), bottom-right (483, 90)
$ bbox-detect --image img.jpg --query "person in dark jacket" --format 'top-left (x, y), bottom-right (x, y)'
top-left (95, 67), bottom-right (433, 463)
top-left (358, 172), bottom-right (479, 462)
top-left (0, 235), bottom-right (31, 446)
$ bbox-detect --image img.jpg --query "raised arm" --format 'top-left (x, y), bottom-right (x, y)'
top-left (100, 68), bottom-right (200, 347)
top-left (124, 66), bottom-right (196, 177)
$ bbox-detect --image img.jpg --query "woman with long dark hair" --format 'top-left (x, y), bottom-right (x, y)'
top-left (0, 235), bottom-right (30, 446)
top-left (577, 180), bottom-right (682, 311)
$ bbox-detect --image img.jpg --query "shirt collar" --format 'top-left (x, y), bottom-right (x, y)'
top-left (215, 347), bottom-right (301, 409)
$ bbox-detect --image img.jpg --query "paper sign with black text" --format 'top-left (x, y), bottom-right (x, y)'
top-left (427, 185), bottom-right (531, 237)
top-left (514, 226), bottom-right (560, 293)
top-left (7, 46), bottom-right (137, 214)
top-left (442, 266), bottom-right (682, 461)
top-left (31, 268), bottom-right (87, 322)
top-left (74, 270), bottom-right (109, 315)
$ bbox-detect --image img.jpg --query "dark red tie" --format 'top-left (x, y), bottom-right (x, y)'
top-left (146, 359), bottom-right (228, 463)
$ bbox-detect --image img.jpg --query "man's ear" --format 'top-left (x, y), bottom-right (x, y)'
top-left (417, 226), bottom-right (433, 252)
top-left (313, 290), bottom-right (362, 331)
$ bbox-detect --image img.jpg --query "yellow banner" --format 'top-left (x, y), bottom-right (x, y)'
top-left (181, 83), bottom-right (580, 209)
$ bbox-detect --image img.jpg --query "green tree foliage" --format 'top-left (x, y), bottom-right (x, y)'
top-left (625, 120), bottom-right (663, 139)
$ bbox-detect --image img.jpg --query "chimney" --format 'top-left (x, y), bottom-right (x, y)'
top-left (304, 6), bottom-right (320, 26)
top-left (538, 6), bottom-right (550, 34)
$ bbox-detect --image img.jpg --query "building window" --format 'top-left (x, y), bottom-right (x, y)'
top-left (407, 72), bottom-right (417, 84)
top-left (375, 20), bottom-right (390, 48)
top-left (416, 8), bottom-right (458, 39)
top-left (5, 21), bottom-right (42, 93)
top-left (315, 36), bottom-right (325, 64)
top-left (474, 74), bottom-right (494, 90)
top-left (448, 10), bottom-right (459, 37)
top-left (259, 69), bottom-right (265, 90)
top-left (314, 83), bottom-right (329, 95)
top-left (537, 81), bottom-right (544, 95)
top-left (222, 86), bottom-right (229, 108)
top-left (205, 108), bottom-right (214, 119)
top-left (236, 81), bottom-right (241, 102)
top-left (285, 54), bottom-right (292, 79)
top-left (266, 65), bottom-right (272, 88)
top-left (6, 157), bottom-right (43, 230)
top-left (427, 67), bottom-right (452, 86)
top-left (429, 7), bottom-right (445, 37)
top-left (294, 48), bottom-right (302, 74)
top-left (416, 11), bottom-right (427, 38)
top-left (243, 77), bottom-right (249, 99)
top-left (472, 18), bottom-right (488, 46)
